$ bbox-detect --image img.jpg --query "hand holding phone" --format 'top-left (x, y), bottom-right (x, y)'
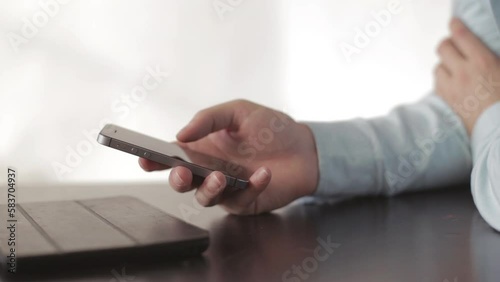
top-left (100, 100), bottom-right (319, 215)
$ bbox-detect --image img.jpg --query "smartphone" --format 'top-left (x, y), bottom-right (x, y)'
top-left (97, 124), bottom-right (249, 190)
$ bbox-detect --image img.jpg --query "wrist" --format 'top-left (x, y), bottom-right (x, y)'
top-left (298, 123), bottom-right (319, 196)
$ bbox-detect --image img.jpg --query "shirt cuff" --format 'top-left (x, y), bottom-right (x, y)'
top-left (471, 102), bottom-right (500, 161)
top-left (304, 120), bottom-right (379, 198)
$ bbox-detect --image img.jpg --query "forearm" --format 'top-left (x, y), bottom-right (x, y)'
top-left (305, 94), bottom-right (473, 197)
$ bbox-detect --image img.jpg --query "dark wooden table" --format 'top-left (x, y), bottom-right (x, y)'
top-left (1, 183), bottom-right (499, 282)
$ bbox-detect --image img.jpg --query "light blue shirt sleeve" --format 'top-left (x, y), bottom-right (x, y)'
top-left (306, 95), bottom-right (472, 197)
top-left (471, 102), bottom-right (500, 232)
top-left (303, 0), bottom-right (500, 231)
top-left (306, 95), bottom-right (500, 232)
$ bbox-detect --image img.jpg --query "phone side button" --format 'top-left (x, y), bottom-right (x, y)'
top-left (225, 176), bottom-right (236, 188)
top-left (143, 152), bottom-right (151, 157)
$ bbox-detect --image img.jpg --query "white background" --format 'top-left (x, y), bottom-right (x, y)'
top-left (0, 0), bottom-right (451, 185)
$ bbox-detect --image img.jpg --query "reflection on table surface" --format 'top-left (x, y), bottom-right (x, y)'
top-left (2, 185), bottom-right (499, 282)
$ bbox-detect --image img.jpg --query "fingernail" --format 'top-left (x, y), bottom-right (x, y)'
top-left (173, 170), bottom-right (186, 187)
top-left (257, 168), bottom-right (270, 182)
top-left (208, 174), bottom-right (224, 193)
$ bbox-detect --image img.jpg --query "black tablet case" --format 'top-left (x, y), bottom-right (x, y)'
top-left (0, 196), bottom-right (209, 273)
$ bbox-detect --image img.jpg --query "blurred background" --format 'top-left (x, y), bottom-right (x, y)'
top-left (0, 0), bottom-right (451, 185)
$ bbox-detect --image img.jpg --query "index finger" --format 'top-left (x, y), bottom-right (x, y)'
top-left (176, 100), bottom-right (244, 142)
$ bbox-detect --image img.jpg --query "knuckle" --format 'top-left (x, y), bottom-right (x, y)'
top-left (450, 19), bottom-right (466, 37)
top-left (450, 18), bottom-right (460, 31)
top-left (476, 55), bottom-right (495, 72)
top-left (193, 109), bottom-right (207, 120)
top-left (437, 39), bottom-right (451, 56)
top-left (434, 65), bottom-right (443, 76)
top-left (232, 99), bottom-right (251, 107)
top-left (434, 64), bottom-right (449, 81)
